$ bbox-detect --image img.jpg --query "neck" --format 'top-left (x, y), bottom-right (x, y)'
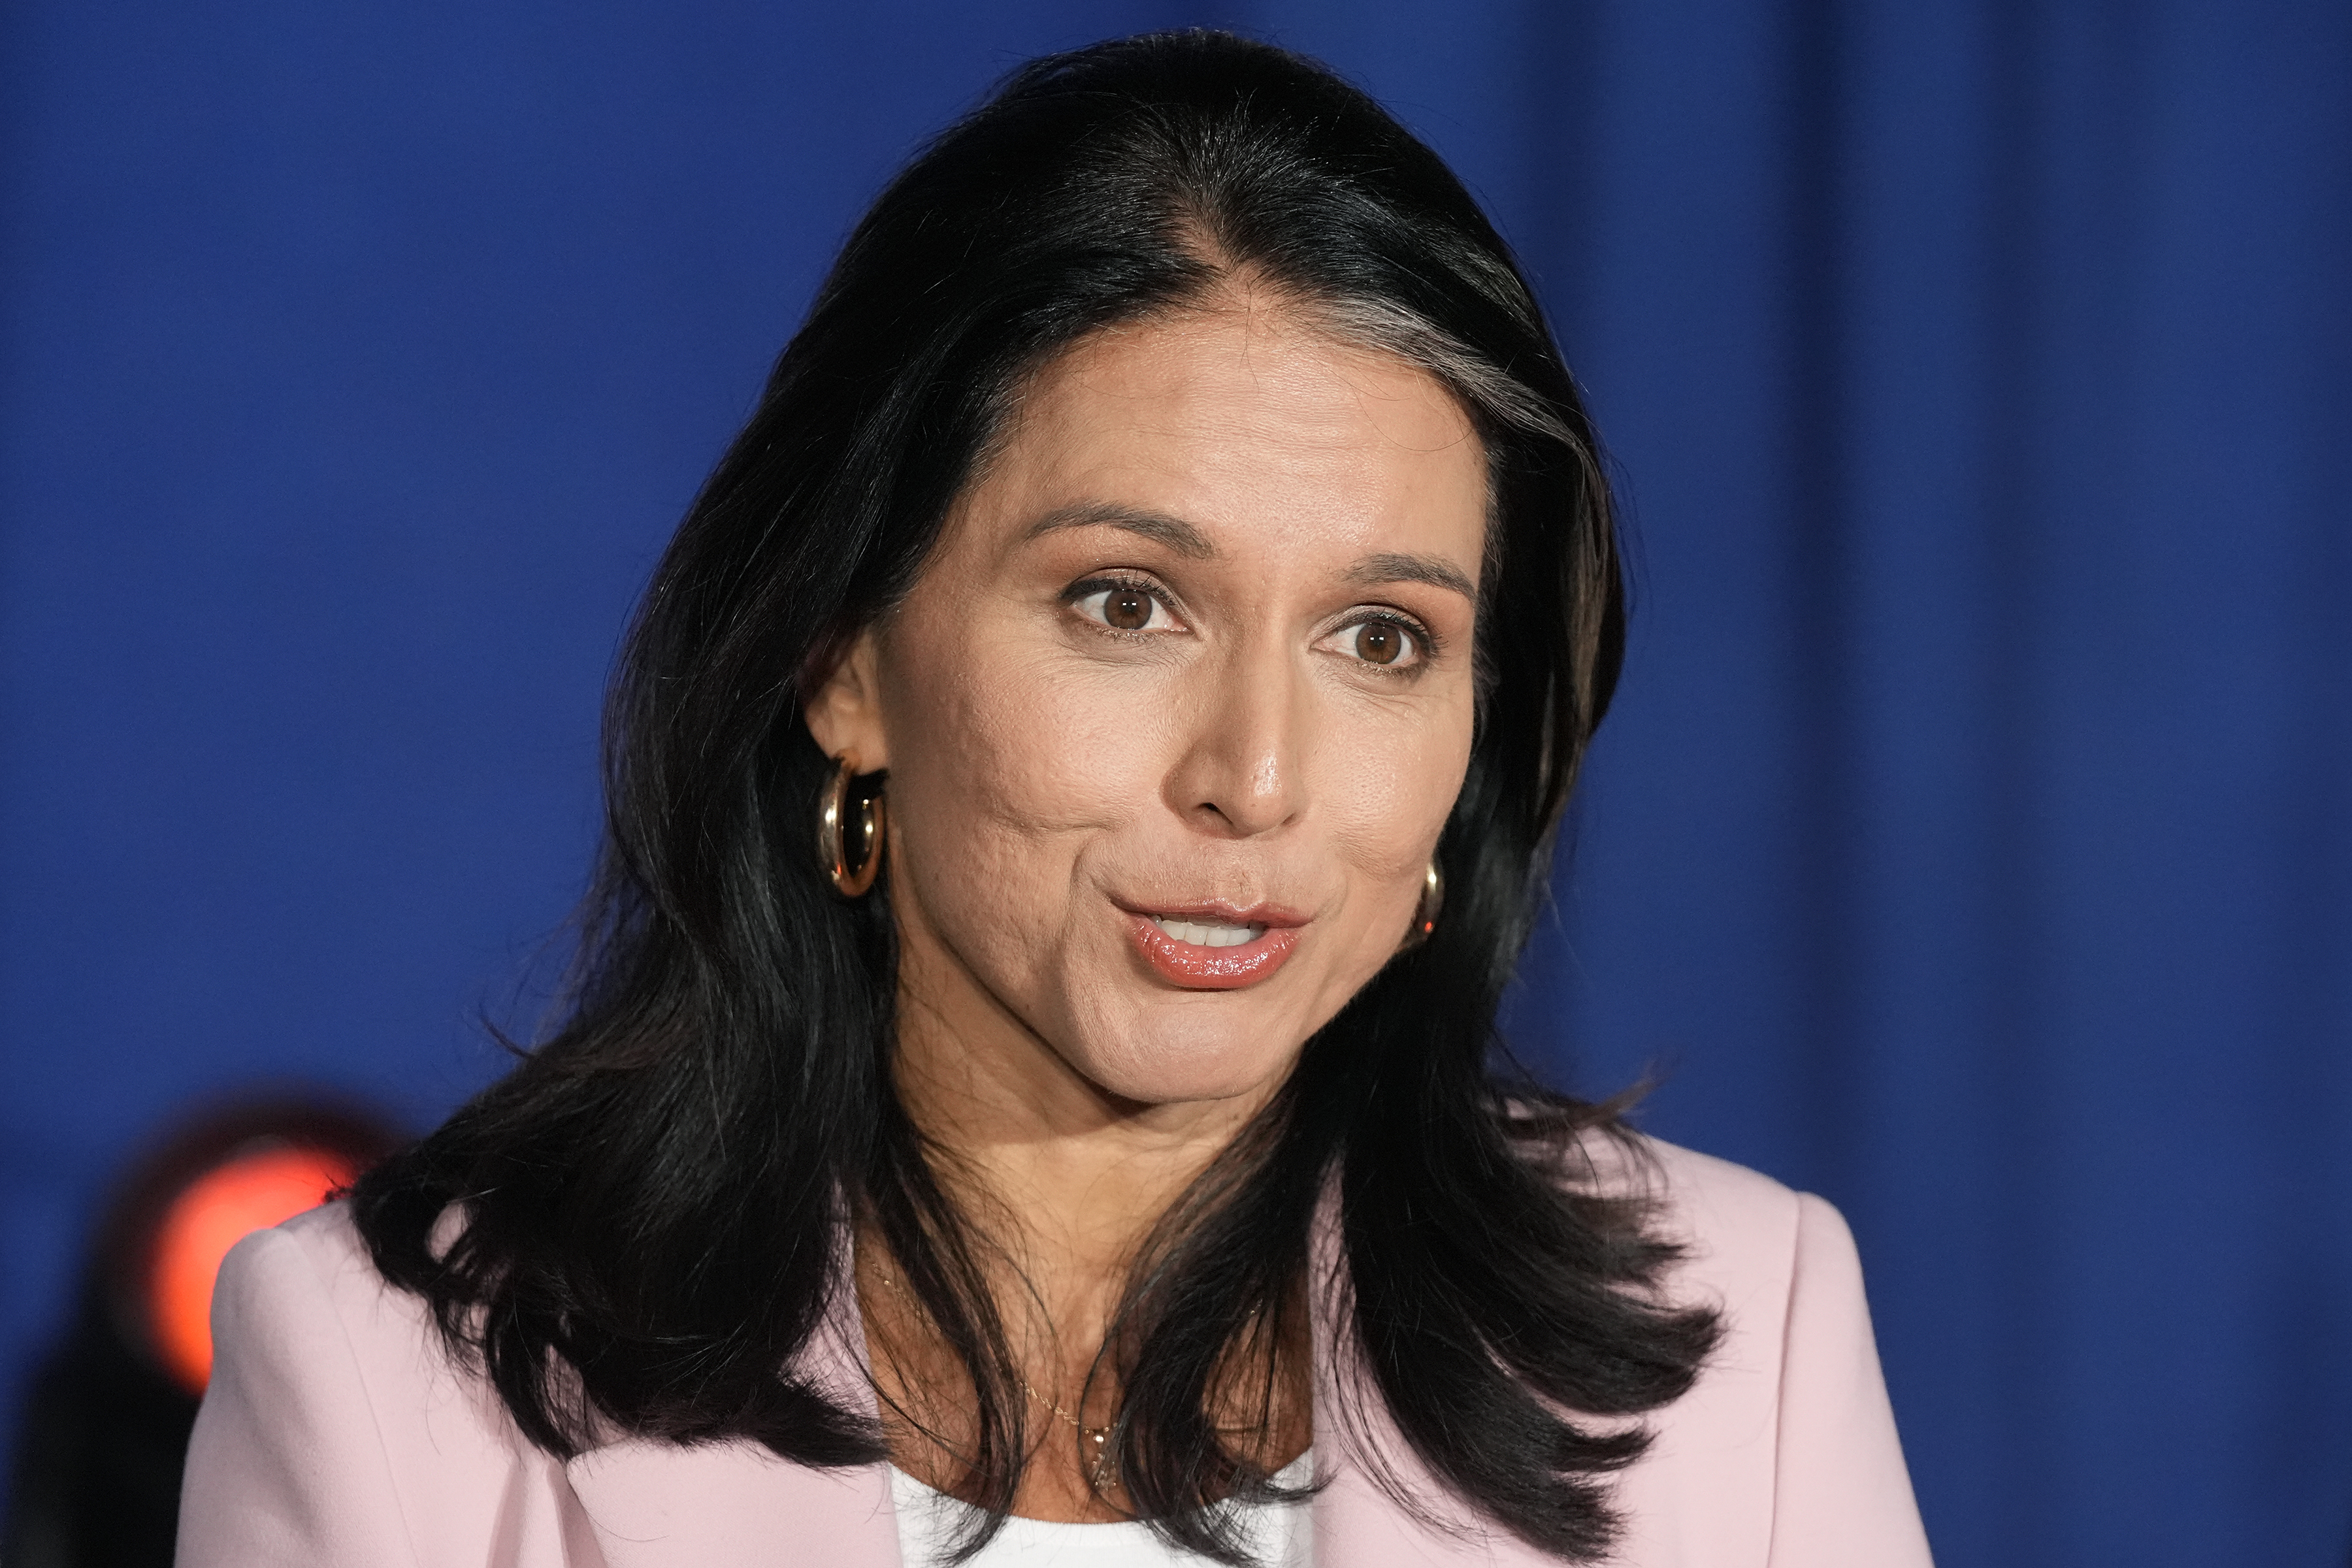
top-left (862, 888), bottom-right (1312, 1521)
top-left (888, 939), bottom-right (1281, 1309)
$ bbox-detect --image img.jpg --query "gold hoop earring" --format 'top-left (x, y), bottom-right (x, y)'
top-left (818, 752), bottom-right (886, 897)
top-left (1403, 859), bottom-right (1443, 950)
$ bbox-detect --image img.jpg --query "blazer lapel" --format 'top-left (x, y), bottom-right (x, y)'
top-left (564, 1279), bottom-right (902, 1568)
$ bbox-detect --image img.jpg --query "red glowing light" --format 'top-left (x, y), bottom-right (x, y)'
top-left (148, 1143), bottom-right (357, 1394)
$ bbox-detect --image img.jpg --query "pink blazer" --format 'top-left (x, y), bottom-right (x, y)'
top-left (177, 1137), bottom-right (1932, 1566)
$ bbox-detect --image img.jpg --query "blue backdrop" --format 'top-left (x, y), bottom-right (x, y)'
top-left (3, 3), bottom-right (2346, 1563)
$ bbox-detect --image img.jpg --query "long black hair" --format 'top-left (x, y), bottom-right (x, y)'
top-left (353, 30), bottom-right (1717, 1565)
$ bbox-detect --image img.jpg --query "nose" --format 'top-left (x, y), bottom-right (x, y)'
top-left (1163, 636), bottom-right (1307, 838)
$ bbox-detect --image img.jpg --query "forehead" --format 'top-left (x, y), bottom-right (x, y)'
top-left (958, 304), bottom-right (1488, 561)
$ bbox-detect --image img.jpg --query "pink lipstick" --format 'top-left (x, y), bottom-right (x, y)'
top-left (1119, 902), bottom-right (1305, 990)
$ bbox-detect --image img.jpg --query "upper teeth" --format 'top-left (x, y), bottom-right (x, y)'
top-left (1151, 916), bottom-right (1264, 949)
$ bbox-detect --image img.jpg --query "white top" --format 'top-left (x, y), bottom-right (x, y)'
top-left (889, 1454), bottom-right (1315, 1567)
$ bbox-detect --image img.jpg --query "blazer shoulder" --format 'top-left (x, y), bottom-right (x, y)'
top-left (1566, 1134), bottom-right (1931, 1567)
top-left (235, 1201), bottom-right (465, 1387)
top-left (1610, 1132), bottom-right (1801, 1209)
top-left (269, 1198), bottom-right (399, 1298)
top-left (1559, 1128), bottom-right (1810, 1292)
top-left (186, 1202), bottom-right (591, 1568)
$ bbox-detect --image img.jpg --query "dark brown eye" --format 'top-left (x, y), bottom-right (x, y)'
top-left (1075, 583), bottom-right (1173, 634)
top-left (1354, 621), bottom-right (1405, 665)
top-left (1105, 588), bottom-right (1153, 630)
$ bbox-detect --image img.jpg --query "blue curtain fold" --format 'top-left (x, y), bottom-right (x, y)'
top-left (2, 3), bottom-right (2345, 1562)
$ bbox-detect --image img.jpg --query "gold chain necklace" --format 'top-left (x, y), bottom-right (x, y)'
top-left (1017, 1372), bottom-right (1116, 1484)
top-left (864, 1260), bottom-right (1119, 1490)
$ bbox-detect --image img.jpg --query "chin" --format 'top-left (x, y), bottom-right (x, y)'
top-left (1070, 1007), bottom-right (1304, 1109)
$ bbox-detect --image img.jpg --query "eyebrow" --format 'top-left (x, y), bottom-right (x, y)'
top-left (1021, 501), bottom-right (1216, 559)
top-left (1023, 502), bottom-right (1478, 603)
top-left (1347, 551), bottom-right (1480, 603)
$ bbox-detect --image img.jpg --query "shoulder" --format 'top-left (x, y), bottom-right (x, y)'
top-left (234, 1198), bottom-right (420, 1313)
top-left (205, 1201), bottom-right (446, 1415)
top-left (185, 1203), bottom-right (583, 1568)
top-left (1576, 1131), bottom-right (1827, 1301)
top-left (225, 1200), bottom-right (539, 1450)
top-left (214, 1200), bottom-right (482, 1420)
top-left (1535, 1120), bottom-right (1819, 1296)
top-left (1554, 1132), bottom-right (1931, 1567)
top-left (1503, 1115), bottom-right (1838, 1341)
top-left (193, 1204), bottom-right (902, 1567)
top-left (1560, 1129), bottom-right (1878, 1391)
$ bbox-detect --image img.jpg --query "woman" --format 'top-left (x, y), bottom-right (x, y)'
top-left (179, 31), bottom-right (1931, 1568)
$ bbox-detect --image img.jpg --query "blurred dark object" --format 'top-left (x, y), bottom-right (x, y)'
top-left (1, 1100), bottom-right (399, 1568)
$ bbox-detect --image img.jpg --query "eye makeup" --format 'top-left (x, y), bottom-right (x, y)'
top-left (1063, 572), bottom-right (1186, 634)
top-left (1055, 572), bottom-right (1446, 677)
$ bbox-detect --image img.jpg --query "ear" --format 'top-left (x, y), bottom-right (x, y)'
top-left (802, 626), bottom-right (890, 771)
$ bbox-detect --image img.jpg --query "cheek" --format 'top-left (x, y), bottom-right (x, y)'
top-left (879, 629), bottom-right (1175, 964)
top-left (1322, 700), bottom-right (1474, 875)
top-left (1311, 696), bottom-right (1474, 979)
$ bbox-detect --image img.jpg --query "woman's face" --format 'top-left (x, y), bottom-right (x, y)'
top-left (809, 298), bottom-right (1487, 1113)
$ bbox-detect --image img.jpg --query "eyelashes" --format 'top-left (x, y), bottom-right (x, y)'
top-left (1070, 578), bottom-right (1181, 634)
top-left (1062, 574), bottom-right (1438, 673)
top-left (1328, 615), bottom-right (1422, 669)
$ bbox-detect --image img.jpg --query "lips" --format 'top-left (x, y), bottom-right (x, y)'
top-left (1119, 901), bottom-right (1305, 990)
